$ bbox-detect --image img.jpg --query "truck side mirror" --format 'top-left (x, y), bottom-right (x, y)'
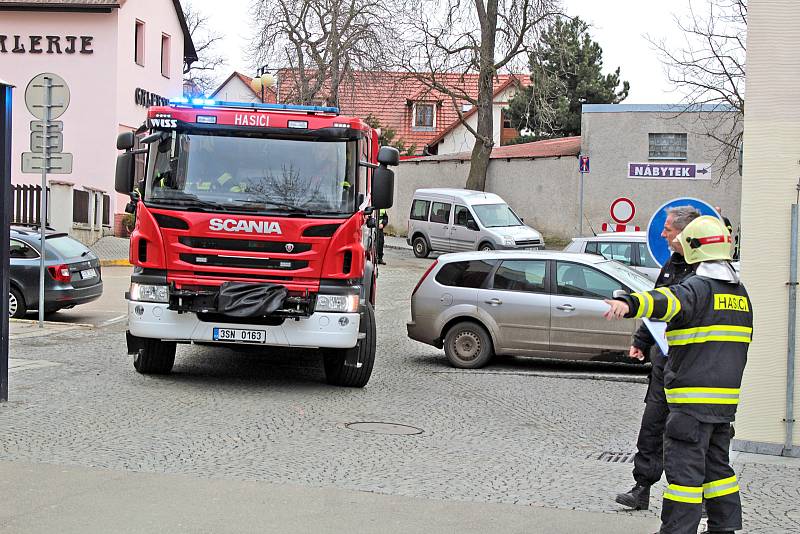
top-left (117, 131), bottom-right (135, 150)
top-left (377, 146), bottom-right (400, 166)
top-left (467, 220), bottom-right (479, 231)
top-left (372, 166), bottom-right (394, 209)
top-left (115, 152), bottom-right (135, 194)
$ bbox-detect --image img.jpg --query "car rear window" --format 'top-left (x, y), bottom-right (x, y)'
top-left (435, 260), bottom-right (494, 288)
top-left (46, 236), bottom-right (91, 258)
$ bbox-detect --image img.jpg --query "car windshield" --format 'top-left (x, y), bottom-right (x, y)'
top-left (596, 260), bottom-right (655, 293)
top-left (144, 132), bottom-right (358, 216)
top-left (472, 203), bottom-right (523, 228)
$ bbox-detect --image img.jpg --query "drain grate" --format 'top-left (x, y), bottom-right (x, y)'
top-left (345, 422), bottom-right (424, 435)
top-left (593, 451), bottom-right (636, 463)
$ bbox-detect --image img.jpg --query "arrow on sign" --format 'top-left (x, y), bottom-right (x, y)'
top-left (697, 168), bottom-right (709, 175)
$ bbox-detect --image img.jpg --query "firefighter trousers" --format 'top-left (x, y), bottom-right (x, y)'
top-left (660, 412), bottom-right (742, 534)
top-left (632, 351), bottom-right (668, 487)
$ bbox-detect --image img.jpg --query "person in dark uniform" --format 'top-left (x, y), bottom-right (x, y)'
top-left (605, 215), bottom-right (750, 534)
top-left (376, 209), bottom-right (388, 265)
top-left (616, 206), bottom-right (700, 510)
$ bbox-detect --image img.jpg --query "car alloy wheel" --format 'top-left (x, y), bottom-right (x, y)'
top-left (8, 291), bottom-right (17, 317)
top-left (452, 330), bottom-right (481, 361)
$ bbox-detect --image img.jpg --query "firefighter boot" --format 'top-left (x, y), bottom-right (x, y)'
top-left (615, 484), bottom-right (650, 510)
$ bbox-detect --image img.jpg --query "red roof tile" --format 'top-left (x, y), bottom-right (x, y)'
top-left (273, 70), bottom-right (526, 155)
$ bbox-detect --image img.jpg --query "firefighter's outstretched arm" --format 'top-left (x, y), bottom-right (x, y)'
top-left (604, 284), bottom-right (696, 324)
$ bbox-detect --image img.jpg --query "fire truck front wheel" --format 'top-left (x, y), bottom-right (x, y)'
top-left (323, 303), bottom-right (376, 387)
top-left (134, 339), bottom-right (177, 375)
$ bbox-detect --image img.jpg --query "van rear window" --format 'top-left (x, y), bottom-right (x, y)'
top-left (410, 199), bottom-right (430, 221)
top-left (435, 260), bottom-right (494, 288)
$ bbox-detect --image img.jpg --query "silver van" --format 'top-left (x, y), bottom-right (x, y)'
top-left (406, 188), bottom-right (544, 258)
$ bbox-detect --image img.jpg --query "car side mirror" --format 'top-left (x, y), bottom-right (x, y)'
top-left (377, 146), bottom-right (400, 166)
top-left (115, 152), bottom-right (135, 194)
top-left (467, 220), bottom-right (479, 231)
top-left (612, 289), bottom-right (627, 299)
top-left (372, 166), bottom-right (394, 209)
top-left (117, 131), bottom-right (135, 150)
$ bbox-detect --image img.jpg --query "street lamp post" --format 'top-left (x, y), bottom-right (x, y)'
top-left (250, 66), bottom-right (276, 103)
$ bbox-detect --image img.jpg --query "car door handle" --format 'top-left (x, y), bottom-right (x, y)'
top-left (485, 298), bottom-right (503, 306)
top-left (556, 304), bottom-right (575, 311)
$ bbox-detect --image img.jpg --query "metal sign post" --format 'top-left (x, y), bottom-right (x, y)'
top-left (1, 79), bottom-right (14, 402)
top-left (37, 77), bottom-right (51, 327)
top-left (23, 73), bottom-right (71, 328)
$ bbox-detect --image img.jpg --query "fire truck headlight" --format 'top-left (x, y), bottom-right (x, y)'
top-left (130, 283), bottom-right (169, 303)
top-left (316, 294), bottom-right (359, 313)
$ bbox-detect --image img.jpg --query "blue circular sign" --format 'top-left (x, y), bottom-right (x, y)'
top-left (646, 197), bottom-right (720, 267)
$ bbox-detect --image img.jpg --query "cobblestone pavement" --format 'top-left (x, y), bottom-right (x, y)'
top-left (2, 248), bottom-right (798, 533)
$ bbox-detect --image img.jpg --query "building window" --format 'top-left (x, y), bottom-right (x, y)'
top-left (161, 34), bottom-right (171, 78)
top-left (649, 133), bottom-right (687, 160)
top-left (134, 20), bottom-right (145, 66)
top-left (413, 103), bottom-right (435, 129)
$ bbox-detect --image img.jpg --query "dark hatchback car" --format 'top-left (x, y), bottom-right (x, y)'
top-left (8, 226), bottom-right (103, 318)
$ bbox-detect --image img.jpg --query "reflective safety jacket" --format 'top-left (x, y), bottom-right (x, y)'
top-left (618, 275), bottom-right (752, 423)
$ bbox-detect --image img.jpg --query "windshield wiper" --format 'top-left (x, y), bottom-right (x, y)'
top-left (235, 199), bottom-right (313, 214)
top-left (149, 193), bottom-right (225, 212)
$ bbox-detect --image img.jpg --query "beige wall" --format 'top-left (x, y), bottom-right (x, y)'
top-left (581, 108), bottom-right (742, 233)
top-left (388, 156), bottom-right (578, 242)
top-left (733, 0), bottom-right (800, 457)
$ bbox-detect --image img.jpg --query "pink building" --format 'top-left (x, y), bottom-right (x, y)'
top-left (0, 0), bottom-right (196, 241)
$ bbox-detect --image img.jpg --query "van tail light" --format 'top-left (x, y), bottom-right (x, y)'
top-left (412, 260), bottom-right (438, 296)
top-left (48, 264), bottom-right (72, 283)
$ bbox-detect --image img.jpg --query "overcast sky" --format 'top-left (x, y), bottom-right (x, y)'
top-left (188, 0), bottom-right (693, 104)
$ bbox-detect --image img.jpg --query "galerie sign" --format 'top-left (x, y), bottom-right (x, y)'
top-left (0, 35), bottom-right (93, 54)
top-left (628, 162), bottom-right (711, 180)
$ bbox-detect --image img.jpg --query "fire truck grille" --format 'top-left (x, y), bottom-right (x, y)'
top-left (192, 272), bottom-right (293, 281)
top-left (179, 236), bottom-right (311, 254)
top-left (181, 254), bottom-right (308, 271)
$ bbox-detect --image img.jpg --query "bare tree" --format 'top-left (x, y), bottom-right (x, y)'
top-left (399, 0), bottom-right (560, 190)
top-left (649, 0), bottom-right (746, 179)
top-left (249, 0), bottom-right (399, 107)
top-left (182, 0), bottom-right (226, 96)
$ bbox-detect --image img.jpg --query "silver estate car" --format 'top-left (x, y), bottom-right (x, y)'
top-left (564, 232), bottom-right (661, 282)
top-left (407, 250), bottom-right (655, 368)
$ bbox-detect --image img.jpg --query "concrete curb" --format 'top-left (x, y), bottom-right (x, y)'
top-left (100, 259), bottom-right (131, 267)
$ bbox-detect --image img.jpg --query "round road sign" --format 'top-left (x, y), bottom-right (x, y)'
top-left (25, 73), bottom-right (70, 120)
top-left (646, 197), bottom-right (720, 267)
top-left (610, 197), bottom-right (636, 224)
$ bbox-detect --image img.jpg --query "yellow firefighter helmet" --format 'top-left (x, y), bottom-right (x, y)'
top-left (676, 215), bottom-right (733, 264)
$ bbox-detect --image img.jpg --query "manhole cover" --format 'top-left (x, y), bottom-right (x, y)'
top-left (345, 422), bottom-right (423, 435)
top-left (593, 451), bottom-right (636, 463)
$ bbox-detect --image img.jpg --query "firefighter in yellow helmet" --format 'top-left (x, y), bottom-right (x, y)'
top-left (605, 216), bottom-right (750, 534)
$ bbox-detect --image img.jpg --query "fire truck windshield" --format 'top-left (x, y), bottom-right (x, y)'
top-left (144, 132), bottom-right (358, 216)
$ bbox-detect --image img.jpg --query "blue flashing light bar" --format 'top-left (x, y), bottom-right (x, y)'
top-left (168, 97), bottom-right (339, 115)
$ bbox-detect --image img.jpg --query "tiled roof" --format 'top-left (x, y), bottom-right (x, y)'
top-left (409, 136), bottom-right (582, 162)
top-left (263, 70), bottom-right (525, 154)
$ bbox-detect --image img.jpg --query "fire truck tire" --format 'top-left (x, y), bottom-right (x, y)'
top-left (133, 339), bottom-right (176, 375)
top-left (323, 303), bottom-right (376, 387)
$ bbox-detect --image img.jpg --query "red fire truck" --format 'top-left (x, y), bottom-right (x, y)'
top-left (114, 98), bottom-right (398, 387)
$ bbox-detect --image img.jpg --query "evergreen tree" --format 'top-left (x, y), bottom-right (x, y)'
top-left (363, 114), bottom-right (417, 156)
top-left (506, 17), bottom-right (629, 140)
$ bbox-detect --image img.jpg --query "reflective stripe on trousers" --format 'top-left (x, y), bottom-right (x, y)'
top-left (664, 484), bottom-right (703, 504)
top-left (703, 475), bottom-right (739, 499)
top-left (664, 387), bottom-right (740, 405)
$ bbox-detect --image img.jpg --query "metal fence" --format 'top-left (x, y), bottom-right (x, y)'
top-left (11, 184), bottom-right (49, 226)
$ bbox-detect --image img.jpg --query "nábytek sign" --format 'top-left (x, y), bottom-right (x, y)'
top-left (628, 162), bottom-right (711, 179)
